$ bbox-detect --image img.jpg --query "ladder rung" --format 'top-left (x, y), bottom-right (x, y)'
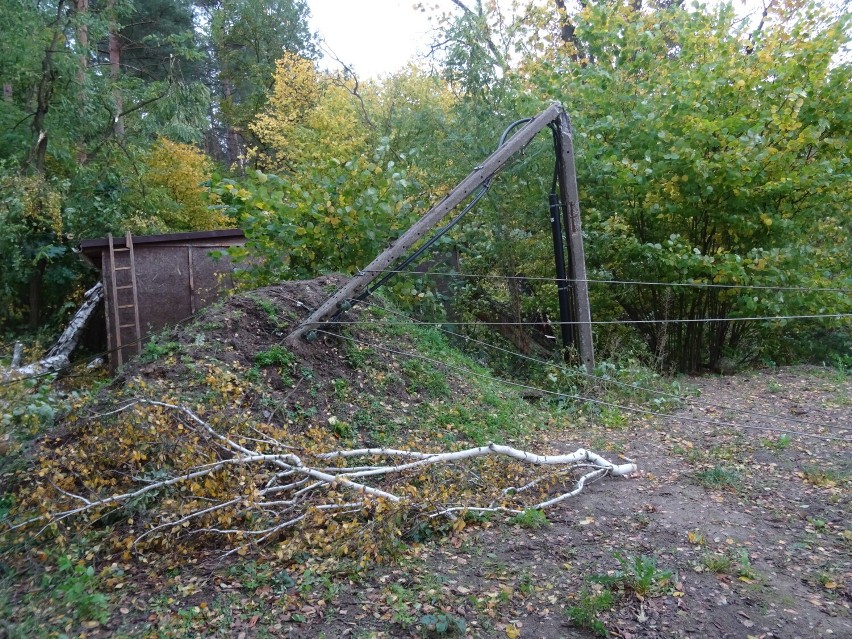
top-left (116, 285), bottom-right (133, 290)
top-left (118, 304), bottom-right (135, 309)
top-left (114, 266), bottom-right (131, 271)
top-left (113, 248), bottom-right (130, 252)
top-left (119, 323), bottom-right (137, 329)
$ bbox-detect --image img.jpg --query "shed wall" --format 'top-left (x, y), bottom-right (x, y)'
top-left (101, 240), bottom-right (241, 370)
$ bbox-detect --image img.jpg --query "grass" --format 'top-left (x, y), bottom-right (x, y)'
top-left (702, 552), bottom-right (733, 574)
top-left (762, 434), bottom-right (793, 450)
top-left (590, 553), bottom-right (675, 599)
top-left (566, 588), bottom-right (614, 637)
top-left (695, 465), bottom-right (741, 490)
top-left (509, 508), bottom-right (550, 529)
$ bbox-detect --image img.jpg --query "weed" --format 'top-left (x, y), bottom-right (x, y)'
top-left (386, 583), bottom-right (416, 626)
top-left (254, 345), bottom-right (296, 383)
top-left (762, 434), bottom-right (792, 450)
top-left (566, 588), bottom-right (613, 637)
top-left (252, 296), bottom-right (283, 327)
top-left (142, 336), bottom-right (180, 362)
top-left (687, 529), bottom-right (706, 546)
top-left (735, 548), bottom-right (758, 581)
top-left (599, 406), bottom-right (628, 429)
top-left (591, 553), bottom-right (674, 598)
top-left (332, 378), bottom-right (349, 400)
top-left (509, 508), bottom-right (549, 529)
top-left (702, 553), bottom-right (733, 574)
top-left (343, 339), bottom-right (373, 367)
top-left (53, 556), bottom-right (109, 624)
top-left (800, 464), bottom-right (845, 488)
top-left (695, 465), bottom-right (740, 490)
top-left (419, 611), bottom-right (466, 636)
top-left (806, 517), bottom-right (827, 532)
top-left (328, 415), bottom-right (354, 439)
top-left (767, 380), bottom-right (783, 393)
top-left (815, 570), bottom-right (841, 590)
top-left (517, 570), bottom-right (534, 596)
top-left (254, 345), bottom-right (295, 369)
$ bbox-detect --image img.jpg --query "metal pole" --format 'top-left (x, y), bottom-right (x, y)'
top-left (549, 193), bottom-right (574, 350)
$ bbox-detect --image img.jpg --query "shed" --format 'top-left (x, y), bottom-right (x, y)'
top-left (80, 229), bottom-right (246, 370)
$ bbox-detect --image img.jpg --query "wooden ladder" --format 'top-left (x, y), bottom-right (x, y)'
top-left (107, 231), bottom-right (142, 367)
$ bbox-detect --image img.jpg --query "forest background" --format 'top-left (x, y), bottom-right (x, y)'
top-left (1, 0), bottom-right (849, 374)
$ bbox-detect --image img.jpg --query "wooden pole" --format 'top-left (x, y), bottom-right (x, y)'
top-left (287, 101), bottom-right (564, 345)
top-left (556, 110), bottom-right (595, 374)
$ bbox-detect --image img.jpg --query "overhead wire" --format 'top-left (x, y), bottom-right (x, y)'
top-left (316, 328), bottom-right (850, 444)
top-left (344, 296), bottom-right (850, 433)
top-left (321, 313), bottom-right (852, 326)
top-left (344, 117), bottom-right (548, 312)
top-left (356, 269), bottom-right (852, 294)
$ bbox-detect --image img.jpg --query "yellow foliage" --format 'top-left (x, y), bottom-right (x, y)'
top-left (144, 138), bottom-right (228, 231)
top-left (13, 174), bottom-right (64, 235)
top-left (249, 53), bottom-right (371, 171)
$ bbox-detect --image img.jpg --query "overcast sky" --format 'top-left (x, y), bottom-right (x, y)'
top-left (306, 1), bottom-right (769, 79)
top-left (307, 0), bottom-right (453, 78)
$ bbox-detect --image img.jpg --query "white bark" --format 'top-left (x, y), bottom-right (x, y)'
top-left (10, 398), bottom-right (637, 554)
top-left (6, 282), bottom-right (103, 378)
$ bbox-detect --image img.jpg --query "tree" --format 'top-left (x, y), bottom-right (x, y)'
top-left (203, 0), bottom-right (318, 166)
top-left (0, 0), bottom-right (213, 333)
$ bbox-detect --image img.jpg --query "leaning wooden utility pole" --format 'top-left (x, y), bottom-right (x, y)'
top-left (556, 110), bottom-right (594, 373)
top-left (287, 102), bottom-right (595, 374)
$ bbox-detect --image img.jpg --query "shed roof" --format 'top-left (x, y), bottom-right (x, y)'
top-left (79, 229), bottom-right (245, 262)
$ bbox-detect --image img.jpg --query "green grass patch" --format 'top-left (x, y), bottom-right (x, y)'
top-left (695, 465), bottom-right (741, 490)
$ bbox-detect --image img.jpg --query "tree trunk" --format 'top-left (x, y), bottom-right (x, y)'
top-left (28, 259), bottom-right (47, 329)
top-left (9, 283), bottom-right (104, 377)
top-left (75, 0), bottom-right (89, 162)
top-left (108, 0), bottom-right (124, 138)
top-left (27, 2), bottom-right (65, 174)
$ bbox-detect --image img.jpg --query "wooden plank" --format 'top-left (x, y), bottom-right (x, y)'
top-left (556, 110), bottom-right (594, 374)
top-left (287, 101), bottom-right (564, 345)
top-left (188, 246), bottom-right (195, 314)
top-left (126, 231), bottom-right (143, 354)
top-left (107, 233), bottom-right (123, 367)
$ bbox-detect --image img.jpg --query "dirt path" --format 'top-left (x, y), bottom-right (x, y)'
top-left (283, 366), bottom-right (850, 639)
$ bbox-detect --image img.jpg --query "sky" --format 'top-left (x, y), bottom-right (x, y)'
top-left (307, 0), bottom-right (452, 79)
top-left (306, 1), bottom-right (769, 79)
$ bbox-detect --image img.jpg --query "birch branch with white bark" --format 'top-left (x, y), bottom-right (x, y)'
top-left (7, 398), bottom-right (637, 553)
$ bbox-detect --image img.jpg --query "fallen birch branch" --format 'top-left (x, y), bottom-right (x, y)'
top-left (6, 282), bottom-right (104, 378)
top-left (8, 398), bottom-right (637, 555)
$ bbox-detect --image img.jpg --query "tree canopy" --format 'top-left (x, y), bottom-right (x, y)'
top-left (1, 0), bottom-right (848, 370)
